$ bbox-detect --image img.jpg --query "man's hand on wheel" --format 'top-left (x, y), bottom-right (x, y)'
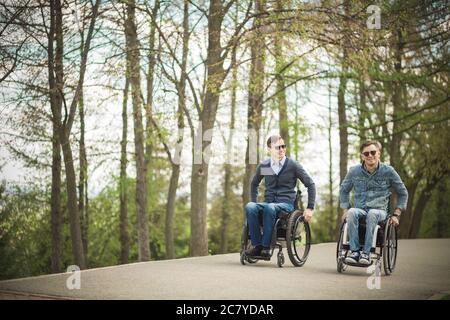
top-left (341, 208), bottom-right (349, 223)
top-left (303, 208), bottom-right (313, 222)
top-left (389, 209), bottom-right (401, 226)
top-left (389, 216), bottom-right (399, 226)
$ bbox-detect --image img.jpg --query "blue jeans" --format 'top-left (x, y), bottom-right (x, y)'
top-left (347, 208), bottom-right (387, 254)
top-left (245, 202), bottom-right (294, 248)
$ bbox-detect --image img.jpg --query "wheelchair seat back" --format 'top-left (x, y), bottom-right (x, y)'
top-left (342, 216), bottom-right (385, 252)
top-left (356, 217), bottom-right (386, 247)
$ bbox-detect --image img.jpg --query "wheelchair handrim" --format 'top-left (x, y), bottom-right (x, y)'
top-left (386, 225), bottom-right (398, 271)
top-left (291, 218), bottom-right (310, 262)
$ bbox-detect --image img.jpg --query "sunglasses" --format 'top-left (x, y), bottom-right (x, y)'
top-left (274, 145), bottom-right (286, 150)
top-left (362, 150), bottom-right (377, 157)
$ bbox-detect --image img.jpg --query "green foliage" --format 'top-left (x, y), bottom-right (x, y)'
top-left (0, 182), bottom-right (79, 280)
top-left (147, 156), bottom-right (169, 260)
top-left (88, 160), bottom-right (192, 268)
top-left (171, 195), bottom-right (191, 258)
top-left (418, 178), bottom-right (450, 238)
top-left (0, 158), bottom-right (194, 279)
top-left (208, 169), bottom-right (244, 255)
top-left (87, 183), bottom-right (122, 268)
top-left (146, 154), bottom-right (190, 259)
top-left (208, 192), bottom-right (244, 255)
top-left (0, 184), bottom-right (52, 280)
top-left (310, 202), bottom-right (336, 244)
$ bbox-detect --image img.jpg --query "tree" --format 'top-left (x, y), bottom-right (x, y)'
top-left (48, 0), bottom-right (101, 270)
top-left (119, 61), bottom-right (130, 264)
top-left (180, 0), bottom-right (254, 256)
top-left (274, 0), bottom-right (290, 149)
top-left (77, 3), bottom-right (89, 263)
top-left (220, 6), bottom-right (239, 252)
top-left (155, 0), bottom-right (189, 259)
top-left (336, 0), bottom-right (349, 231)
top-left (47, 0), bottom-right (63, 273)
top-left (243, 0), bottom-right (266, 205)
top-left (125, 0), bottom-right (150, 261)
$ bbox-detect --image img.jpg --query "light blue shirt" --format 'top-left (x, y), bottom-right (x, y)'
top-left (270, 156), bottom-right (286, 175)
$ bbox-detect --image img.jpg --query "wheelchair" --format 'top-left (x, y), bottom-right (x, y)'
top-left (336, 209), bottom-right (398, 275)
top-left (240, 192), bottom-right (311, 267)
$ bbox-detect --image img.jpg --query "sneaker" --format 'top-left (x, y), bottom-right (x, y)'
top-left (245, 245), bottom-right (262, 257)
top-left (345, 251), bottom-right (360, 264)
top-left (260, 247), bottom-right (271, 258)
top-left (359, 253), bottom-right (370, 265)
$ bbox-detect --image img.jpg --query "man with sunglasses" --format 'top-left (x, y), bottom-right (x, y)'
top-left (245, 135), bottom-right (316, 258)
top-left (340, 140), bottom-right (408, 265)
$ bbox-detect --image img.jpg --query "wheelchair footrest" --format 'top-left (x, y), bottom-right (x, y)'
top-left (343, 260), bottom-right (374, 268)
top-left (342, 244), bottom-right (376, 253)
top-left (247, 255), bottom-right (271, 261)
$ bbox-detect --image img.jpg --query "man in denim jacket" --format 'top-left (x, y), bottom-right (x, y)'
top-left (340, 140), bottom-right (408, 265)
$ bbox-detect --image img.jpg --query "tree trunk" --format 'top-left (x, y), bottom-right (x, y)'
top-left (400, 178), bottom-right (418, 238)
top-left (51, 0), bottom-right (85, 270)
top-left (336, 0), bottom-right (349, 233)
top-left (119, 70), bottom-right (130, 264)
top-left (75, 14), bottom-right (89, 263)
top-left (49, 0), bottom-right (99, 269)
top-left (409, 177), bottom-right (442, 238)
top-left (220, 164), bottom-right (232, 254)
top-left (328, 81), bottom-right (335, 239)
top-left (243, 0), bottom-right (266, 205)
top-left (358, 77), bottom-right (367, 144)
top-left (125, 0), bottom-right (150, 261)
top-left (220, 46), bottom-right (237, 254)
top-left (145, 0), bottom-right (160, 203)
top-left (60, 133), bottom-right (86, 269)
top-left (337, 70), bottom-right (348, 228)
top-left (293, 83), bottom-right (300, 160)
top-left (165, 0), bottom-right (188, 259)
top-left (50, 119), bottom-right (61, 273)
top-left (389, 28), bottom-right (404, 168)
top-left (389, 27), bottom-right (407, 237)
top-left (435, 179), bottom-right (448, 238)
top-left (48, 0), bottom-right (62, 274)
top-left (145, 0), bottom-right (159, 161)
top-left (274, 0), bottom-right (289, 149)
top-left (190, 160), bottom-right (209, 256)
top-left (166, 162), bottom-right (180, 259)
top-left (78, 84), bottom-right (88, 264)
top-left (190, 0), bottom-right (226, 256)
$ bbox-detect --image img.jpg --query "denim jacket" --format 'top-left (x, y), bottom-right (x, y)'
top-left (339, 162), bottom-right (408, 211)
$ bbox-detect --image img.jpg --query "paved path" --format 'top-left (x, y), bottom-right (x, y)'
top-left (1, 239), bottom-right (449, 300)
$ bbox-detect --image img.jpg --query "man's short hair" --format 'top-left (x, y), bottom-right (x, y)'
top-left (267, 135), bottom-right (282, 148)
top-left (360, 140), bottom-right (382, 153)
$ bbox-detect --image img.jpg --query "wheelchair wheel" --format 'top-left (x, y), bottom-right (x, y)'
top-left (286, 210), bottom-right (311, 267)
top-left (336, 222), bottom-right (347, 273)
top-left (240, 224), bottom-right (257, 265)
top-left (382, 222), bottom-right (398, 275)
top-left (277, 251), bottom-right (285, 268)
